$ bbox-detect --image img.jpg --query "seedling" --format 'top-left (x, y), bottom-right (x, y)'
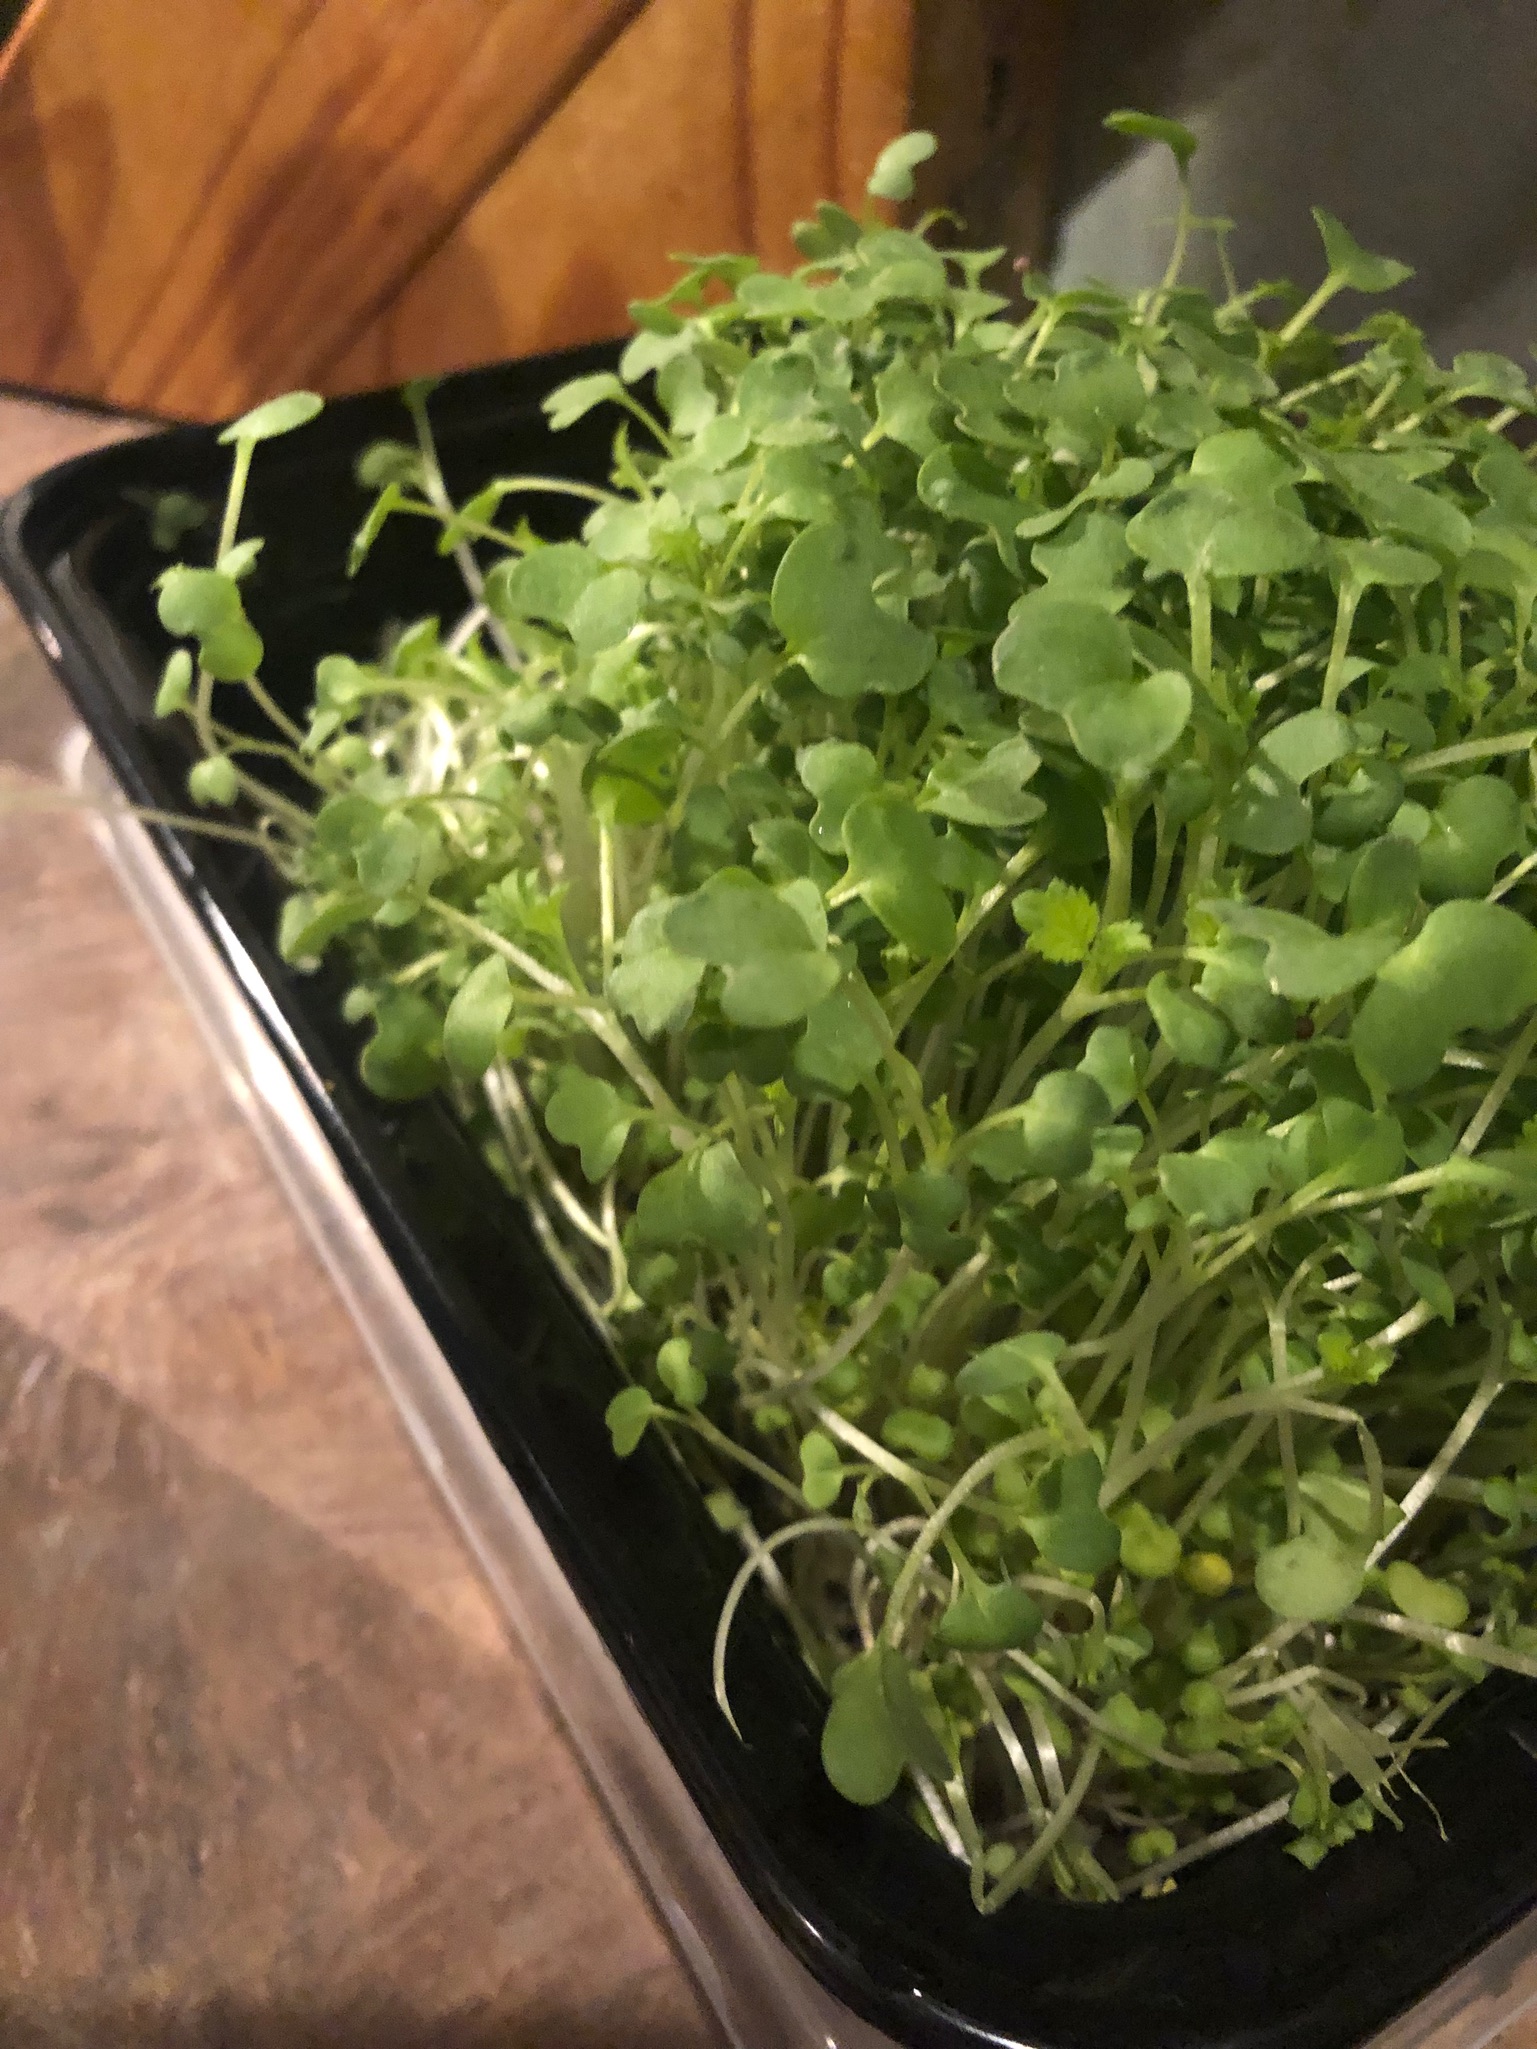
top-left (146, 116), bottom-right (1537, 1907)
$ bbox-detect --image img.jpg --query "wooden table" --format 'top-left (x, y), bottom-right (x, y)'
top-left (1, 392), bottom-right (1534, 2049)
top-left (0, 393), bottom-right (714, 2045)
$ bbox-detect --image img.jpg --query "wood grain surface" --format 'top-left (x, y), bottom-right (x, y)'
top-left (0, 392), bottom-right (714, 2046)
top-left (0, 0), bottom-right (1066, 416)
top-left (0, 0), bottom-right (644, 419)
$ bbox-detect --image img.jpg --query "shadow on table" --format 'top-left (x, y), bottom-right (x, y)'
top-left (0, 1996), bottom-right (713, 2049)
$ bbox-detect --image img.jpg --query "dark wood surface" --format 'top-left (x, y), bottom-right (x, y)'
top-left (0, 393), bottom-right (714, 2047)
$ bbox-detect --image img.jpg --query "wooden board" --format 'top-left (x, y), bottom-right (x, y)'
top-left (328, 0), bottom-right (761, 390)
top-left (0, 0), bottom-right (644, 417)
top-left (329, 0), bottom-right (922, 389)
top-left (0, 0), bottom-right (1068, 418)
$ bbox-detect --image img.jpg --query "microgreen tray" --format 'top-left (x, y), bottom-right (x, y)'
top-left (5, 353), bottom-right (1537, 2049)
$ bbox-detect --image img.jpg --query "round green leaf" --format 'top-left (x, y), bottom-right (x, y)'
top-left (1065, 667), bottom-right (1191, 782)
top-left (359, 988), bottom-right (442, 1101)
top-left (487, 541), bottom-right (603, 625)
top-left (187, 753), bottom-right (238, 807)
top-left (721, 951), bottom-right (842, 1030)
top-left (1312, 209), bottom-right (1414, 295)
top-left (867, 129), bottom-right (938, 202)
top-left (442, 955), bottom-right (514, 1083)
top-left (545, 1066), bottom-right (637, 1181)
top-left (822, 1652), bottom-right (904, 1805)
top-left (882, 1408), bottom-right (955, 1462)
top-left (1202, 903), bottom-right (1401, 1002)
top-left (993, 593), bottom-right (1135, 710)
top-left (920, 737), bottom-right (1044, 827)
top-left (1017, 1069), bottom-right (1113, 1180)
top-left (569, 566), bottom-right (644, 656)
top-left (155, 648), bottom-right (194, 717)
top-left (936, 1580), bottom-right (1044, 1652)
top-left (1418, 777), bottom-right (1523, 900)
top-left (1078, 1025), bottom-right (1144, 1113)
top-left (1352, 900), bottom-right (1537, 1094)
top-left (799, 1429), bottom-right (846, 1510)
top-left (1346, 836), bottom-right (1420, 932)
top-left (1104, 107), bottom-right (1198, 169)
top-left (156, 565), bottom-right (264, 681)
top-left (1314, 760), bottom-right (1404, 849)
top-left (772, 523), bottom-right (935, 699)
top-left (956, 1332), bottom-right (1066, 1404)
top-left (657, 1337), bottom-right (707, 1409)
top-left (1255, 1533), bottom-right (1366, 1621)
top-left (218, 390), bottom-right (323, 445)
top-left (1147, 972), bottom-right (1233, 1070)
top-left (1117, 1501), bottom-right (1183, 1579)
top-left (793, 986), bottom-right (884, 1094)
top-left (1225, 760), bottom-right (1313, 856)
top-left (1159, 1130), bottom-right (1277, 1228)
top-left (842, 795), bottom-right (957, 958)
top-left (877, 1645), bottom-right (951, 1781)
top-left (1260, 709), bottom-right (1353, 785)
top-left (544, 371), bottom-right (625, 432)
top-left (1383, 1560), bottom-right (1469, 1631)
top-left (800, 741), bottom-right (881, 850)
top-left (1042, 1453), bottom-right (1121, 1576)
top-left (606, 1385), bottom-right (657, 1457)
top-left (1331, 536), bottom-right (1439, 595)
top-left (667, 869), bottom-right (814, 966)
top-left (1127, 481), bottom-right (1317, 581)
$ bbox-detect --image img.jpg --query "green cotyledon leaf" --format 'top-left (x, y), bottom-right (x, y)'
top-left (1200, 903), bottom-right (1401, 1003)
top-left (665, 869), bottom-right (840, 1028)
top-left (771, 522), bottom-right (935, 698)
top-left (992, 592), bottom-right (1136, 710)
top-left (1352, 900), bottom-right (1537, 1094)
top-left (1065, 667), bottom-right (1191, 783)
top-left (1159, 1129), bottom-right (1278, 1228)
top-left (442, 955), bottom-right (514, 1082)
top-left (544, 1066), bottom-right (638, 1182)
top-left (841, 794), bottom-right (957, 957)
top-left (821, 1651), bottom-right (904, 1805)
top-left (634, 1140), bottom-right (762, 1255)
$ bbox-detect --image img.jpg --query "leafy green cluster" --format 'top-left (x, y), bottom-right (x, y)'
top-left (152, 119), bottom-right (1537, 1908)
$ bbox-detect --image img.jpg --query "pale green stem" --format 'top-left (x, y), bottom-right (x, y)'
top-left (1321, 582), bottom-right (1363, 712)
top-left (1277, 272), bottom-right (1344, 348)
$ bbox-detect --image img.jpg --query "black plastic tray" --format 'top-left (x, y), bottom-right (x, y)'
top-left (5, 348), bottom-right (1537, 2049)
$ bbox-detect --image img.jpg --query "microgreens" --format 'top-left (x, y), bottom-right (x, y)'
top-left (149, 115), bottom-right (1537, 1907)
